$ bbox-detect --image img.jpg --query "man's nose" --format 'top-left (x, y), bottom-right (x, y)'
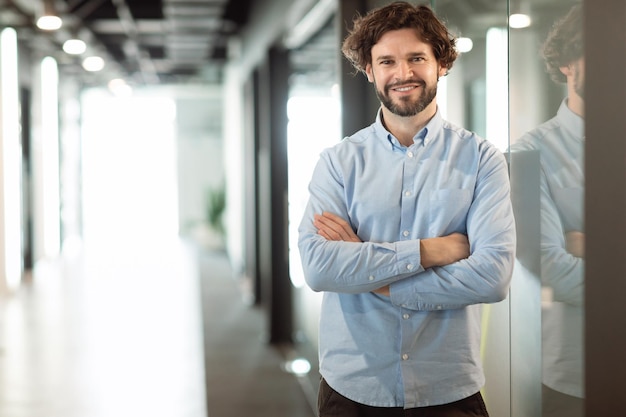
top-left (398, 62), bottom-right (414, 78)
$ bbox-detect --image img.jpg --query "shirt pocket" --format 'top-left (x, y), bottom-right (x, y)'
top-left (428, 189), bottom-right (472, 236)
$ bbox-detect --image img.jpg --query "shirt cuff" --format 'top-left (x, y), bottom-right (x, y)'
top-left (393, 239), bottom-right (423, 275)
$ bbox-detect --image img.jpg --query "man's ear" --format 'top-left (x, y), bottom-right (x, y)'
top-left (559, 65), bottom-right (572, 77)
top-left (365, 64), bottom-right (374, 83)
top-left (438, 65), bottom-right (448, 79)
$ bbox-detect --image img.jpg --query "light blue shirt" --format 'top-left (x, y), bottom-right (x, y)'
top-left (512, 99), bottom-right (584, 398)
top-left (298, 109), bottom-right (516, 408)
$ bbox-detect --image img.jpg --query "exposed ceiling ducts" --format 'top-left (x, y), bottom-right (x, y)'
top-left (0, 0), bottom-right (253, 85)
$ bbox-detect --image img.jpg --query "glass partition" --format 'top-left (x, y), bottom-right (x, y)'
top-left (509, 3), bottom-right (585, 417)
top-left (434, 0), bottom-right (585, 416)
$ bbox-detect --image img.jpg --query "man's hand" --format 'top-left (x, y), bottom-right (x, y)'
top-left (314, 212), bottom-right (361, 242)
top-left (565, 231), bottom-right (585, 258)
top-left (371, 286), bottom-right (390, 296)
top-left (420, 233), bottom-right (470, 269)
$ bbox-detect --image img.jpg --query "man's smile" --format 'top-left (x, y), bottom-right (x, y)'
top-left (389, 82), bottom-right (424, 93)
top-left (393, 85), bottom-right (417, 92)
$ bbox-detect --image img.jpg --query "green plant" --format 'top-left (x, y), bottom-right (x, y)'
top-left (206, 183), bottom-right (226, 235)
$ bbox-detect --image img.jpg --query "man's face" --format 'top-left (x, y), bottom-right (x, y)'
top-left (571, 58), bottom-right (585, 100)
top-left (561, 57), bottom-right (585, 100)
top-left (365, 28), bottom-right (447, 117)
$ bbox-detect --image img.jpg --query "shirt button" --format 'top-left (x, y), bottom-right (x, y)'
top-left (403, 313), bottom-right (410, 319)
top-left (404, 190), bottom-right (411, 197)
top-left (407, 151), bottom-right (414, 158)
top-left (368, 275), bottom-right (375, 281)
top-left (402, 230), bottom-right (409, 237)
top-left (402, 354), bottom-right (409, 360)
top-left (436, 305), bottom-right (443, 310)
top-left (406, 264), bottom-right (414, 271)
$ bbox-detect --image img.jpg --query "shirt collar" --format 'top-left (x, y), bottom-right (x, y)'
top-left (556, 98), bottom-right (584, 140)
top-left (374, 107), bottom-right (443, 150)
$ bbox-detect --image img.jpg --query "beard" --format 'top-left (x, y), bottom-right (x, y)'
top-left (375, 79), bottom-right (438, 117)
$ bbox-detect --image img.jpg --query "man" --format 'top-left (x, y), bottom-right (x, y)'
top-left (297, 2), bottom-right (516, 416)
top-left (512, 4), bottom-right (584, 416)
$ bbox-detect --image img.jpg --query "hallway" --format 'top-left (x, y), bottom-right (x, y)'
top-left (0, 238), bottom-right (316, 417)
top-left (0, 85), bottom-right (318, 416)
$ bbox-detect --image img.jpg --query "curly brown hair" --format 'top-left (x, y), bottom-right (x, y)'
top-left (341, 2), bottom-right (458, 76)
top-left (541, 4), bottom-right (583, 84)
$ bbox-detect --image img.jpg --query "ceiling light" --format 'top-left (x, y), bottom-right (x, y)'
top-left (36, 15), bottom-right (62, 31)
top-left (63, 39), bottom-right (86, 55)
top-left (82, 56), bottom-right (105, 72)
top-left (456, 37), bottom-right (474, 53)
top-left (509, 13), bottom-right (532, 29)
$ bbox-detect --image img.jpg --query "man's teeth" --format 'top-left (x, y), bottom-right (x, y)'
top-left (395, 86), bottom-right (414, 91)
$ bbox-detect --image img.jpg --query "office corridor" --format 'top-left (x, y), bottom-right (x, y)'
top-left (0, 238), bottom-right (316, 417)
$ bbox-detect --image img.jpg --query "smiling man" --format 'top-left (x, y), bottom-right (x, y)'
top-left (298, 2), bottom-right (516, 416)
top-left (367, 28), bottom-right (444, 122)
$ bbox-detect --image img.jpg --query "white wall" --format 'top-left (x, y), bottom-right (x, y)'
top-left (173, 87), bottom-right (224, 236)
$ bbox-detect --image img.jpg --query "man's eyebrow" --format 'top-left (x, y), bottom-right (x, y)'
top-left (407, 51), bottom-right (428, 57)
top-left (374, 51), bottom-right (429, 60)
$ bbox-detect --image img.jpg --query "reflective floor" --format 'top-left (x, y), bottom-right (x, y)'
top-left (198, 249), bottom-right (317, 417)
top-left (0, 239), bottom-right (207, 417)
top-left (0, 240), bottom-right (316, 417)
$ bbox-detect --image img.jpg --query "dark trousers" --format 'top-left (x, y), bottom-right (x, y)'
top-left (318, 378), bottom-right (490, 417)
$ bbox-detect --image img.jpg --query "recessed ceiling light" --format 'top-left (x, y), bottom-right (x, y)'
top-left (509, 13), bottom-right (532, 29)
top-left (456, 37), bottom-right (474, 53)
top-left (82, 56), bottom-right (105, 72)
top-left (63, 39), bottom-right (87, 55)
top-left (36, 15), bottom-right (62, 31)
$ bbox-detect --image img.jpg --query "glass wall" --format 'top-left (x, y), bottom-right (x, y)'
top-left (434, 1), bottom-right (585, 415)
top-left (509, 3), bottom-right (585, 417)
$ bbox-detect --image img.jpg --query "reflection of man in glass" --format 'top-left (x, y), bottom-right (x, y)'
top-left (512, 4), bottom-right (584, 416)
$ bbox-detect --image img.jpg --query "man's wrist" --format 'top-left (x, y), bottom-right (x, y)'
top-left (419, 239), bottom-right (435, 269)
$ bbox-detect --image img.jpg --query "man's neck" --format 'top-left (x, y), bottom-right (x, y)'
top-left (380, 104), bottom-right (437, 147)
top-left (567, 89), bottom-right (585, 118)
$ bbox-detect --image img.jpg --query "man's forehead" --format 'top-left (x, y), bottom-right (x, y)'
top-left (371, 31), bottom-right (433, 56)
